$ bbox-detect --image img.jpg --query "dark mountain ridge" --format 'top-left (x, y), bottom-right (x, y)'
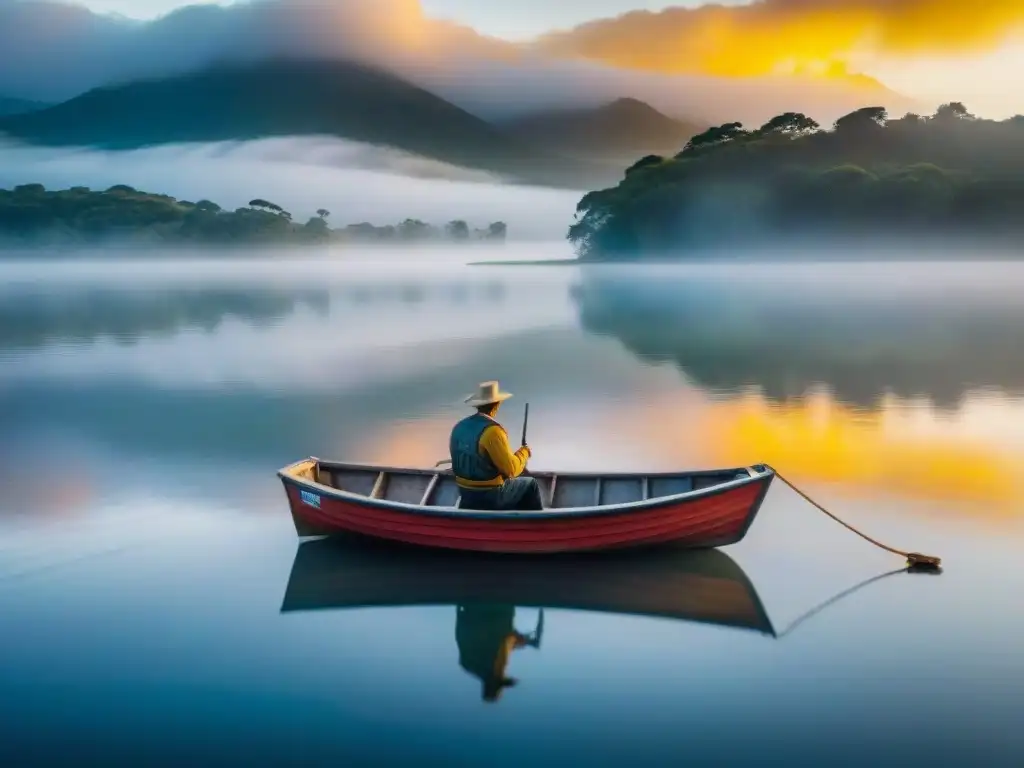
top-left (0, 96), bottom-right (48, 117)
top-left (0, 58), bottom-right (618, 189)
top-left (500, 97), bottom-right (705, 161)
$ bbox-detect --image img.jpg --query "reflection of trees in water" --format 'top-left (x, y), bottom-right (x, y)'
top-left (573, 274), bottom-right (1024, 408)
top-left (343, 281), bottom-right (505, 306)
top-left (0, 280), bottom-right (507, 349)
top-left (1, 326), bottom-right (570, 465)
top-left (0, 288), bottom-right (330, 349)
top-left (1, 383), bottom-right (351, 466)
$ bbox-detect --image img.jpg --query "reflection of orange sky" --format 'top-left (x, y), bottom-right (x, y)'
top-left (0, 467), bottom-right (93, 518)
top-left (359, 390), bottom-right (1023, 510)
top-left (692, 391), bottom-right (1022, 507)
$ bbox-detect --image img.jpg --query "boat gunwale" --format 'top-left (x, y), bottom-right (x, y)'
top-left (277, 457), bottom-right (775, 521)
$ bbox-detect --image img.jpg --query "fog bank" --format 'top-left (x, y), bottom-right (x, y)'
top-left (0, 0), bottom-right (921, 126)
top-left (0, 136), bottom-right (583, 240)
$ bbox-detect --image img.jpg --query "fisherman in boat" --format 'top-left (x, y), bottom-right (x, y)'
top-left (450, 381), bottom-right (544, 511)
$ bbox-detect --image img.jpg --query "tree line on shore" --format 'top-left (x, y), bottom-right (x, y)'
top-left (0, 184), bottom-right (507, 247)
top-left (568, 102), bottom-right (1024, 261)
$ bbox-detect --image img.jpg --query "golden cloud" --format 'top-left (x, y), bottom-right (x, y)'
top-left (532, 0), bottom-right (1024, 79)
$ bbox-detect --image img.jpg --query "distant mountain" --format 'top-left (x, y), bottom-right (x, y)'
top-left (0, 59), bottom-right (617, 189)
top-left (0, 96), bottom-right (47, 117)
top-left (500, 97), bottom-right (705, 162)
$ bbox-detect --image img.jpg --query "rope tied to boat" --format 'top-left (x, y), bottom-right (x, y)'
top-left (764, 465), bottom-right (942, 571)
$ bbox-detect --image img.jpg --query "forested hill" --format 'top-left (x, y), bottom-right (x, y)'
top-left (0, 183), bottom-right (509, 247)
top-left (568, 103), bottom-right (1024, 261)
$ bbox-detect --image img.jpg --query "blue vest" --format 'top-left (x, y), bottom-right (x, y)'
top-left (449, 413), bottom-right (502, 483)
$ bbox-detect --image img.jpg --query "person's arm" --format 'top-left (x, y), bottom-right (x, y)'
top-left (478, 424), bottom-right (531, 479)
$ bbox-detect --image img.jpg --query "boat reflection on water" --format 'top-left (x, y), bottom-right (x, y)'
top-left (281, 534), bottom-right (774, 701)
top-left (280, 536), bottom-right (926, 702)
top-left (281, 535), bottom-right (774, 631)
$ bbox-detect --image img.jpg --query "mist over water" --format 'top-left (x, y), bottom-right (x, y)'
top-left (2, 254), bottom-right (1024, 764)
top-left (3, 3), bottom-right (1023, 762)
top-left (0, 136), bottom-right (585, 241)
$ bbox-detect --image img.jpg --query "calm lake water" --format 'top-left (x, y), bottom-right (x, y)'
top-left (1, 250), bottom-right (1023, 766)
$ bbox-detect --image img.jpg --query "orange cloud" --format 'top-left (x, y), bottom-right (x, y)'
top-left (533, 0), bottom-right (1024, 81)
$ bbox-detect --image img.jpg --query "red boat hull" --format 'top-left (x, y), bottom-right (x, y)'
top-left (281, 468), bottom-right (773, 554)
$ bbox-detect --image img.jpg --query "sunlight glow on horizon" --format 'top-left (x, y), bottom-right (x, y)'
top-left (360, 385), bottom-right (1024, 511)
top-left (867, 41), bottom-right (1024, 118)
top-left (32, 0), bottom-right (1024, 117)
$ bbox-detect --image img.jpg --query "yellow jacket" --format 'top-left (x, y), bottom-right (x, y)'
top-left (455, 419), bottom-right (531, 489)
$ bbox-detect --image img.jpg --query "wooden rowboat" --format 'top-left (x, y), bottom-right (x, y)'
top-left (277, 458), bottom-right (775, 554)
top-left (280, 534), bottom-right (775, 635)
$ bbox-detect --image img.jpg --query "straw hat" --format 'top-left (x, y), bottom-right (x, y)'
top-left (464, 380), bottom-right (513, 407)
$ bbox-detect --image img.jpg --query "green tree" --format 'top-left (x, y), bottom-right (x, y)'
top-left (397, 218), bottom-right (432, 240)
top-left (445, 220), bottom-right (469, 241)
top-left (302, 216), bottom-right (330, 240)
top-left (833, 106), bottom-right (888, 133)
top-left (933, 102), bottom-right (974, 122)
top-left (249, 199), bottom-right (283, 213)
top-left (678, 122), bottom-right (749, 156)
top-left (625, 154), bottom-right (664, 175)
top-left (756, 112), bottom-right (820, 138)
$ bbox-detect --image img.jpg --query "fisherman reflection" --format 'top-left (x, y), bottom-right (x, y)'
top-left (455, 604), bottom-right (543, 702)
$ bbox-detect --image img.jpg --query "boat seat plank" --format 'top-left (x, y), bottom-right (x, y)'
top-left (552, 476), bottom-right (597, 509)
top-left (532, 475), bottom-right (553, 507)
top-left (316, 465), bottom-right (333, 487)
top-left (648, 476), bottom-right (693, 498)
top-left (333, 468), bottom-right (378, 496)
top-left (431, 476), bottom-right (461, 507)
top-left (383, 472), bottom-right (432, 504)
top-left (419, 474), bottom-right (440, 506)
top-left (369, 471), bottom-right (388, 499)
top-left (602, 477), bottom-right (645, 506)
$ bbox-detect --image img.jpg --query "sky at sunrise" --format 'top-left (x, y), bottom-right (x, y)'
top-left (9, 0), bottom-right (1024, 118)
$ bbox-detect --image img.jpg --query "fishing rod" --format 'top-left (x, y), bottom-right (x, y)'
top-left (521, 402), bottom-right (529, 447)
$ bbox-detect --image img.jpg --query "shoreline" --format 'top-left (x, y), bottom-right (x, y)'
top-left (468, 258), bottom-right (580, 266)
top-left (470, 252), bottom-right (1024, 267)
